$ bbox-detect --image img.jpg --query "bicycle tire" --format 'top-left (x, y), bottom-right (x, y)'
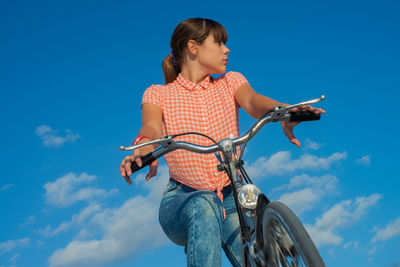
top-left (256, 201), bottom-right (325, 267)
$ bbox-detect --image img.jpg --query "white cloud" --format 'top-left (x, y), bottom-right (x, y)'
top-left (305, 138), bottom-right (323, 150)
top-left (35, 125), bottom-right (80, 147)
top-left (0, 238), bottom-right (30, 256)
top-left (42, 203), bottom-right (102, 237)
top-left (9, 253), bottom-right (21, 265)
top-left (356, 155), bottom-right (371, 166)
top-left (246, 151), bottom-right (347, 180)
top-left (274, 174), bottom-right (338, 192)
top-left (343, 241), bottom-right (359, 249)
top-left (48, 166), bottom-right (170, 267)
top-left (371, 217), bottom-right (400, 243)
top-left (305, 194), bottom-right (382, 247)
top-left (44, 173), bottom-right (118, 207)
top-left (279, 188), bottom-right (319, 215)
top-left (276, 174), bottom-right (339, 215)
top-left (1, 184), bottom-right (14, 191)
top-left (20, 215), bottom-right (36, 228)
top-left (368, 246), bottom-right (377, 255)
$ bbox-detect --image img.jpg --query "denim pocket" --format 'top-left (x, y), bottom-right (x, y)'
top-left (163, 179), bottom-right (181, 196)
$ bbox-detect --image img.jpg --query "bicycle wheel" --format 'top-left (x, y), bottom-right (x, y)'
top-left (255, 201), bottom-right (325, 267)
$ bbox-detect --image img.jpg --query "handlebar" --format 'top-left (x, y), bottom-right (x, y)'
top-left (121, 95), bottom-right (325, 173)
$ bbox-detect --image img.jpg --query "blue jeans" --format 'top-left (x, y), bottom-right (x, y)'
top-left (159, 178), bottom-right (243, 267)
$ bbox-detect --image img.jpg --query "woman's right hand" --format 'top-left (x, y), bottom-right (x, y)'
top-left (121, 103), bottom-right (163, 185)
top-left (119, 144), bottom-right (159, 185)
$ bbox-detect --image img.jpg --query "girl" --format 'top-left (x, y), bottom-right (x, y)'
top-left (120, 18), bottom-right (324, 267)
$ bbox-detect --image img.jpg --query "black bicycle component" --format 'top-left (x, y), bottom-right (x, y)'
top-left (257, 201), bottom-right (325, 267)
top-left (131, 152), bottom-right (157, 172)
top-left (289, 111), bottom-right (321, 122)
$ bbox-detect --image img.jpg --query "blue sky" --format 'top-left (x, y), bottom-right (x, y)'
top-left (1, 0), bottom-right (399, 266)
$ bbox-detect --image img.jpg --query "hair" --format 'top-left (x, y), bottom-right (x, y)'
top-left (162, 18), bottom-right (228, 84)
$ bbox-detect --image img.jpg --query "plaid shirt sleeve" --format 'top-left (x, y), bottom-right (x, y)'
top-left (142, 85), bottom-right (164, 109)
top-left (225, 71), bottom-right (249, 97)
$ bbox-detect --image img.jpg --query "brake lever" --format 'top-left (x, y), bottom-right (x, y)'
top-left (120, 135), bottom-right (176, 151)
top-left (285, 95), bottom-right (325, 110)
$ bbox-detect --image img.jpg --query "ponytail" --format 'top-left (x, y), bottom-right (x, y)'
top-left (162, 54), bottom-right (178, 84)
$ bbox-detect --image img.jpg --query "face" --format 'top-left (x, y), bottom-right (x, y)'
top-left (196, 34), bottom-right (230, 74)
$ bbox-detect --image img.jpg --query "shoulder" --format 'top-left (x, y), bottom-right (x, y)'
top-left (217, 71), bottom-right (247, 80)
top-left (214, 71), bottom-right (249, 95)
top-left (214, 71), bottom-right (248, 86)
top-left (142, 83), bottom-right (171, 107)
top-left (144, 83), bottom-right (167, 94)
top-left (143, 82), bottom-right (176, 97)
top-left (225, 71), bottom-right (247, 80)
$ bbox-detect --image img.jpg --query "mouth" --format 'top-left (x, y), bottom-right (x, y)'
top-left (223, 59), bottom-right (228, 64)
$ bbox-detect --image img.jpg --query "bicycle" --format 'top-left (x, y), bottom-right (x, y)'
top-left (121, 95), bottom-right (326, 267)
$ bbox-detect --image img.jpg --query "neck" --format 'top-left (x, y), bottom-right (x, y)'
top-left (180, 63), bottom-right (209, 84)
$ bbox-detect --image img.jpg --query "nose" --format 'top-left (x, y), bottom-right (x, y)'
top-left (223, 44), bottom-right (230, 55)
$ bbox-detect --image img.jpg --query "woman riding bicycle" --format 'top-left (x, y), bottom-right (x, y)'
top-left (119, 18), bottom-right (324, 267)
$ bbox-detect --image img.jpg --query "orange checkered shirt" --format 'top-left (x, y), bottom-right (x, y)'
top-left (142, 71), bottom-right (249, 203)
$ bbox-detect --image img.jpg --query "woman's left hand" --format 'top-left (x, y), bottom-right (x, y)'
top-left (280, 105), bottom-right (326, 147)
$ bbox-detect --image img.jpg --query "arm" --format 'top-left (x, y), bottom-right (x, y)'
top-left (234, 83), bottom-right (285, 119)
top-left (120, 103), bottom-right (163, 183)
top-left (234, 83), bottom-right (325, 147)
top-left (137, 103), bottom-right (164, 143)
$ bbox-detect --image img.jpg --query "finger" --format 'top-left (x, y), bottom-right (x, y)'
top-left (133, 150), bottom-right (143, 168)
top-left (146, 166), bottom-right (157, 181)
top-left (282, 122), bottom-right (301, 148)
top-left (315, 108), bottom-right (326, 114)
top-left (120, 157), bottom-right (131, 177)
top-left (125, 176), bottom-right (132, 185)
top-left (120, 163), bottom-right (126, 177)
top-left (134, 154), bottom-right (142, 168)
top-left (309, 106), bottom-right (320, 113)
top-left (286, 127), bottom-right (301, 147)
top-left (308, 106), bottom-right (326, 114)
top-left (146, 160), bottom-right (159, 181)
top-left (120, 159), bottom-right (132, 185)
top-left (291, 138), bottom-right (301, 148)
top-left (284, 121), bottom-right (300, 129)
top-left (125, 161), bottom-right (133, 177)
top-left (294, 105), bottom-right (309, 111)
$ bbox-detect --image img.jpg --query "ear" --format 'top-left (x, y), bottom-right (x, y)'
top-left (187, 40), bottom-right (199, 56)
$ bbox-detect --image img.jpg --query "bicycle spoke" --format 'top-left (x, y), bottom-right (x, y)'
top-left (268, 218), bottom-right (307, 267)
top-left (276, 221), bottom-right (298, 266)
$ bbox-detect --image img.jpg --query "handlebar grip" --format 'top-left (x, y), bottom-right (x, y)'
top-left (289, 111), bottom-right (321, 122)
top-left (131, 152), bottom-right (157, 173)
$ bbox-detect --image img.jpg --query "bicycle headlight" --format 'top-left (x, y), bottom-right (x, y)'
top-left (237, 184), bottom-right (261, 209)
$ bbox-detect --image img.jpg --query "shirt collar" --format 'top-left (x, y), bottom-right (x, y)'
top-left (176, 73), bottom-right (211, 91)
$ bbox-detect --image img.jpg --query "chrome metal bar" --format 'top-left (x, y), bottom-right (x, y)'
top-left (284, 95), bottom-right (325, 110)
top-left (120, 139), bottom-right (162, 151)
